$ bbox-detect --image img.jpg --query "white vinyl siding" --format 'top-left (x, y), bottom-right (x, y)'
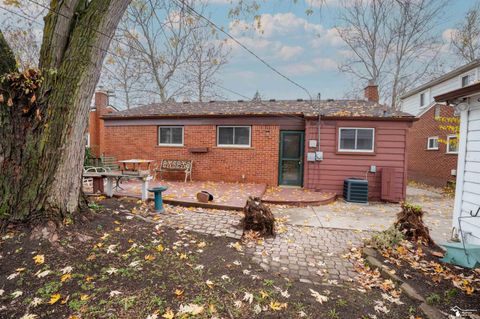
top-left (338, 128), bottom-right (375, 152)
top-left (217, 126), bottom-right (251, 147)
top-left (454, 94), bottom-right (480, 245)
top-left (427, 137), bottom-right (438, 150)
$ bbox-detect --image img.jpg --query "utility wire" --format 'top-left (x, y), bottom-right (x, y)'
top-left (171, 0), bottom-right (313, 102)
top-left (3, 2), bottom-right (312, 118)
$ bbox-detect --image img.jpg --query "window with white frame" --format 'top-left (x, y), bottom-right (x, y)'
top-left (420, 93), bottom-right (425, 107)
top-left (338, 128), bottom-right (375, 152)
top-left (217, 126), bottom-right (251, 147)
top-left (447, 135), bottom-right (458, 154)
top-left (427, 136), bottom-right (438, 150)
top-left (158, 126), bottom-right (184, 146)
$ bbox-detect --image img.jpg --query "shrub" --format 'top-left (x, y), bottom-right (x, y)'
top-left (369, 226), bottom-right (404, 250)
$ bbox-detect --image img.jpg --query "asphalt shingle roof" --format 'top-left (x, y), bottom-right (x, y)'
top-left (103, 99), bottom-right (413, 119)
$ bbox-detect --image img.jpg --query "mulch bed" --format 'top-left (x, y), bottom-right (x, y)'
top-left (375, 240), bottom-right (480, 317)
top-left (0, 196), bottom-right (422, 318)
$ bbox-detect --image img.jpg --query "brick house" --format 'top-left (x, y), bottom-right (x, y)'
top-left (98, 83), bottom-right (415, 202)
top-left (399, 59), bottom-right (480, 187)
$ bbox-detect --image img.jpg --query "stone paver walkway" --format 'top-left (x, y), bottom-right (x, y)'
top-left (144, 207), bottom-right (367, 282)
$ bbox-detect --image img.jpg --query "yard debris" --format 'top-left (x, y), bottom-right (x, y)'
top-left (395, 203), bottom-right (433, 245)
top-left (242, 196), bottom-right (275, 237)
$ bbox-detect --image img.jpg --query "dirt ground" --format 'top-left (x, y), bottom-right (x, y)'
top-left (0, 197), bottom-right (422, 319)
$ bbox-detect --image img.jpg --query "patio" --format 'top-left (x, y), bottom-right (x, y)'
top-left (113, 179), bottom-right (267, 210)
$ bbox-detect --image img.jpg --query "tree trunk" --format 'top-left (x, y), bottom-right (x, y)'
top-left (0, 0), bottom-right (131, 228)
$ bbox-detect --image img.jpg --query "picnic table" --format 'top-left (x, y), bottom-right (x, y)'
top-left (118, 159), bottom-right (154, 172)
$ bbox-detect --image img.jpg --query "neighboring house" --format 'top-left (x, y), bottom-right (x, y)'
top-left (435, 83), bottom-right (480, 245)
top-left (399, 60), bottom-right (480, 187)
top-left (88, 91), bottom-right (117, 157)
top-left (102, 82), bottom-right (415, 202)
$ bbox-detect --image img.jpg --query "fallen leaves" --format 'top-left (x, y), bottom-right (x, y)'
top-left (33, 254), bottom-right (44, 265)
top-left (60, 273), bottom-right (72, 282)
top-left (48, 293), bottom-right (61, 305)
top-left (309, 289), bottom-right (328, 304)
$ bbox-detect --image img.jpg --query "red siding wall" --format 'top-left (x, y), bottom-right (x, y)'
top-left (303, 119), bottom-right (411, 201)
top-left (103, 124), bottom-right (279, 185)
top-left (407, 105), bottom-right (458, 187)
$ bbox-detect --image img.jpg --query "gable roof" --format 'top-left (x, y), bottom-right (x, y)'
top-left (103, 99), bottom-right (414, 120)
top-left (400, 59), bottom-right (480, 100)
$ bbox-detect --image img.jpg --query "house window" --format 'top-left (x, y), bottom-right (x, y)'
top-left (461, 75), bottom-right (470, 87)
top-left (420, 93), bottom-right (425, 107)
top-left (338, 128), bottom-right (375, 152)
top-left (447, 135), bottom-right (458, 154)
top-left (158, 126), bottom-right (184, 146)
top-left (85, 133), bottom-right (90, 148)
top-left (427, 137), bottom-right (438, 150)
top-left (217, 126), bottom-right (251, 147)
top-left (434, 105), bottom-right (441, 118)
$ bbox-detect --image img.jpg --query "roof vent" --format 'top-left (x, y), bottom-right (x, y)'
top-left (209, 100), bottom-right (215, 103)
top-left (269, 99), bottom-right (276, 102)
top-left (297, 98), bottom-right (303, 102)
top-left (327, 99), bottom-right (334, 102)
top-left (238, 99), bottom-right (244, 102)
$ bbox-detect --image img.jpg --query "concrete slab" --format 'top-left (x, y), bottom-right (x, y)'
top-left (270, 186), bottom-right (454, 245)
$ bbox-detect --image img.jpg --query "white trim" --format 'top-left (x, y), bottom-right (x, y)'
top-left (86, 132), bottom-right (90, 148)
top-left (338, 127), bottom-right (375, 152)
top-left (158, 126), bottom-right (184, 146)
top-left (426, 136), bottom-right (439, 150)
top-left (446, 134), bottom-right (459, 154)
top-left (453, 108), bottom-right (469, 231)
top-left (217, 126), bottom-right (252, 148)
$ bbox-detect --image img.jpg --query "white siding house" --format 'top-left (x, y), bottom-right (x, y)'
top-left (435, 83), bottom-right (480, 245)
top-left (400, 60), bottom-right (480, 116)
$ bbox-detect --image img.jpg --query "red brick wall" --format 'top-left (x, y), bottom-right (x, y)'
top-left (407, 105), bottom-right (458, 187)
top-left (88, 92), bottom-right (113, 157)
top-left (304, 119), bottom-right (411, 201)
top-left (103, 124), bottom-right (279, 185)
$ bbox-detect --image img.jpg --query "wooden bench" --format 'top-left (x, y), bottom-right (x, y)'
top-left (156, 159), bottom-right (193, 182)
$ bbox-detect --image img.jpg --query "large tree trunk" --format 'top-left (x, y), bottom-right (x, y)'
top-left (0, 0), bottom-right (130, 228)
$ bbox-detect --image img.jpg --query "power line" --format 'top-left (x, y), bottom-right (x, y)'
top-left (171, 0), bottom-right (313, 101)
top-left (3, 2), bottom-right (311, 118)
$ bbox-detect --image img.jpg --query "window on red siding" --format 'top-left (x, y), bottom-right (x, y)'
top-left (338, 128), bottom-right (374, 152)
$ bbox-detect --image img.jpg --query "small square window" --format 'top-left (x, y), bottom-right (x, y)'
top-left (461, 75), bottom-right (470, 88)
top-left (217, 126), bottom-right (251, 147)
top-left (447, 135), bottom-right (458, 154)
top-left (338, 128), bottom-right (375, 152)
top-left (158, 126), bottom-right (184, 146)
top-left (427, 137), bottom-right (438, 150)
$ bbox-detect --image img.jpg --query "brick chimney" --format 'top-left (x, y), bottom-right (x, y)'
top-left (89, 91), bottom-right (111, 157)
top-left (364, 80), bottom-right (379, 103)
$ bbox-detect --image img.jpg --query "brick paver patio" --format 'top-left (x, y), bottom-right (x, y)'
top-left (140, 206), bottom-right (368, 282)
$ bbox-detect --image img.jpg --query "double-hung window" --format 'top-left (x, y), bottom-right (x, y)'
top-left (447, 135), bottom-right (458, 154)
top-left (427, 137), bottom-right (439, 150)
top-left (338, 128), bottom-right (375, 152)
top-left (420, 93), bottom-right (425, 107)
top-left (158, 126), bottom-right (184, 146)
top-left (217, 126), bottom-right (251, 147)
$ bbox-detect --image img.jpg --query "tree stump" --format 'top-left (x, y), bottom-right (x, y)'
top-left (395, 203), bottom-right (433, 245)
top-left (242, 196), bottom-right (275, 237)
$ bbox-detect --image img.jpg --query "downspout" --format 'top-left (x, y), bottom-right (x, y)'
top-left (452, 100), bottom-right (470, 241)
